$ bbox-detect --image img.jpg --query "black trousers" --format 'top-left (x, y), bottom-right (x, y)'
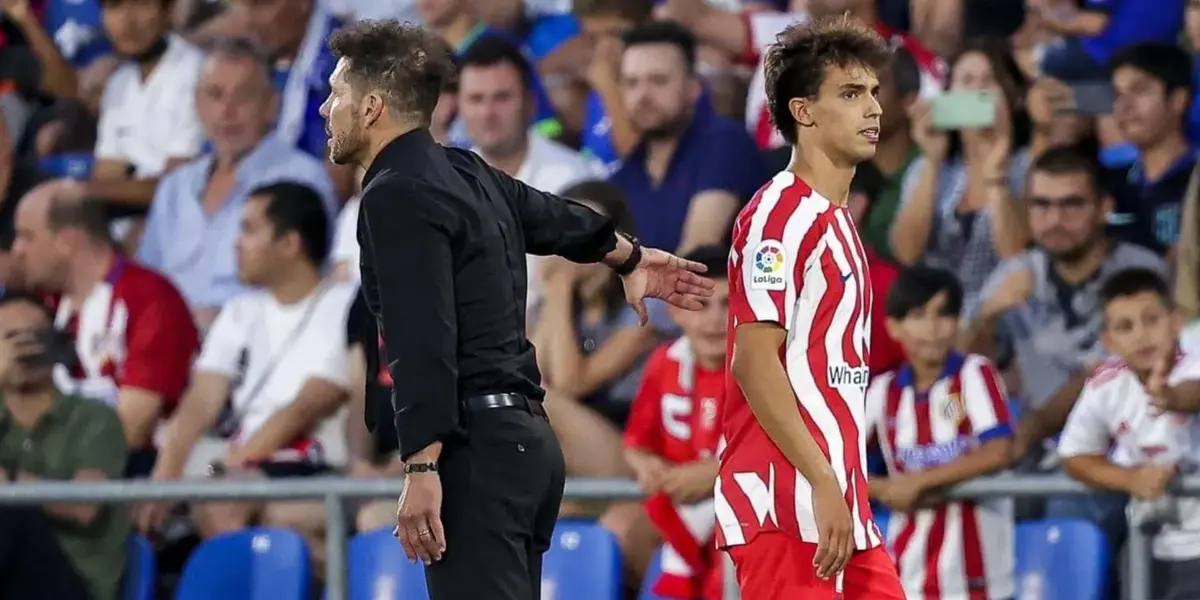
top-left (425, 406), bottom-right (566, 600)
top-left (0, 506), bottom-right (92, 600)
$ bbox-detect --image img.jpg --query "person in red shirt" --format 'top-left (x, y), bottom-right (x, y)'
top-left (10, 181), bottom-right (198, 477)
top-left (624, 245), bottom-right (729, 600)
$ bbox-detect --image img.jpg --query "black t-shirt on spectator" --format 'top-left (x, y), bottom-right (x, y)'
top-left (347, 290), bottom-right (399, 456)
top-left (0, 162), bottom-right (47, 250)
top-left (1100, 155), bottom-right (1194, 255)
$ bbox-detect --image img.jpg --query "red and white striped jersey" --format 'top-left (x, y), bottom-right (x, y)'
top-left (740, 11), bottom-right (947, 150)
top-left (715, 171), bottom-right (882, 552)
top-left (864, 352), bottom-right (1015, 600)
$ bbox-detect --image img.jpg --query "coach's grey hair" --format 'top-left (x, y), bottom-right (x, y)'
top-left (201, 36), bottom-right (274, 88)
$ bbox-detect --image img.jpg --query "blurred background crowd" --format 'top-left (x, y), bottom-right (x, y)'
top-left (0, 0), bottom-right (1196, 598)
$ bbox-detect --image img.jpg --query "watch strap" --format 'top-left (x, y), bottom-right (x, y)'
top-left (612, 233), bottom-right (642, 276)
top-left (404, 462), bottom-right (438, 474)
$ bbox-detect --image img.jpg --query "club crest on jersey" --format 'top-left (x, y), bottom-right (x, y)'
top-left (751, 240), bottom-right (786, 291)
top-left (827, 364), bottom-right (869, 388)
top-left (942, 392), bottom-right (965, 425)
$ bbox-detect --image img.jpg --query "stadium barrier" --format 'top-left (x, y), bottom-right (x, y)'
top-left (0, 474), bottom-right (1192, 600)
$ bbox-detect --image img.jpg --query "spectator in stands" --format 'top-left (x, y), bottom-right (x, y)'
top-left (0, 292), bottom-right (128, 600)
top-left (230, 0), bottom-right (355, 199)
top-left (657, 0), bottom-right (946, 150)
top-left (1025, 76), bottom-right (1095, 158)
top-left (460, 36), bottom-right (598, 198)
top-left (11, 181), bottom-right (198, 477)
top-left (1058, 268), bottom-right (1200, 600)
top-left (1102, 43), bottom-right (1195, 256)
top-left (141, 183), bottom-right (356, 563)
top-left (623, 244), bottom-right (727, 600)
top-left (469, 0), bottom-right (581, 64)
top-left (44, 0), bottom-right (111, 69)
top-left (343, 288), bottom-right (402, 533)
top-left (1177, 150), bottom-right (1200, 321)
top-left (572, 0), bottom-right (653, 166)
top-left (0, 108), bottom-right (48, 288)
top-left (419, 0), bottom-right (494, 53)
top-left (533, 180), bottom-right (674, 515)
top-left (88, 0), bottom-right (204, 224)
top-left (1, 0), bottom-right (78, 99)
top-left (963, 147), bottom-right (1163, 456)
top-left (891, 38), bottom-right (1032, 309)
top-left (1032, 0), bottom-right (1184, 84)
top-left (418, 0), bottom-right (561, 146)
top-left (458, 36), bottom-right (601, 314)
top-left (608, 22), bottom-right (766, 254)
top-left (866, 267), bottom-right (1016, 600)
top-left (138, 38), bottom-right (336, 329)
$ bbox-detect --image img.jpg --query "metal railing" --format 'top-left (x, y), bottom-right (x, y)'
top-left (0, 474), bottom-right (1193, 600)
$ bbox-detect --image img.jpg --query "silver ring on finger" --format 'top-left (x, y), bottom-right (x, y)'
top-left (419, 529), bottom-right (432, 538)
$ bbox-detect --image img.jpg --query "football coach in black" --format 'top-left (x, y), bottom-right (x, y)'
top-left (320, 20), bottom-right (715, 600)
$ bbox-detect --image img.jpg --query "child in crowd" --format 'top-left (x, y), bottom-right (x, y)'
top-left (865, 267), bottom-right (1016, 600)
top-left (623, 245), bottom-right (728, 600)
top-left (1059, 268), bottom-right (1200, 600)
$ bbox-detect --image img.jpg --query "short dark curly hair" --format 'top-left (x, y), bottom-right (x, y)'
top-left (328, 19), bottom-right (456, 124)
top-left (764, 15), bottom-right (891, 145)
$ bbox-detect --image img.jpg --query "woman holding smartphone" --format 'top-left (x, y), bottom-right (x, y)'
top-left (889, 37), bottom-right (1033, 311)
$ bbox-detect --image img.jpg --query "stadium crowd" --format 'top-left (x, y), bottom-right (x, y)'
top-left (0, 0), bottom-right (1197, 598)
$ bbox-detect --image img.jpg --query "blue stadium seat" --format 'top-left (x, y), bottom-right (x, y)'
top-left (122, 534), bottom-right (155, 600)
top-left (174, 528), bottom-right (310, 600)
top-left (347, 528), bottom-right (428, 600)
top-left (542, 521), bottom-right (622, 600)
top-left (1014, 518), bottom-right (1108, 600)
top-left (638, 547), bottom-right (668, 600)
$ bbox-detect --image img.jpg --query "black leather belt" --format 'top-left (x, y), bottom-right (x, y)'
top-left (464, 393), bottom-right (546, 417)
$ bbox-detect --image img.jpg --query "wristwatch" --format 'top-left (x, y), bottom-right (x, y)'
top-left (612, 232), bottom-right (642, 276)
top-left (404, 462), bottom-right (438, 474)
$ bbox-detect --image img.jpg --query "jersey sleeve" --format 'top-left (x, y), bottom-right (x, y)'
top-left (730, 180), bottom-right (820, 329)
top-left (960, 355), bottom-right (1013, 442)
top-left (1057, 378), bottom-right (1114, 458)
top-left (624, 348), bottom-right (668, 455)
top-left (119, 280), bottom-right (199, 403)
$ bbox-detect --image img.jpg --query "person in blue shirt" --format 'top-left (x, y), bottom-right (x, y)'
top-left (1100, 43), bottom-right (1195, 256)
top-left (231, 0), bottom-right (355, 199)
top-left (470, 0), bottom-right (580, 61)
top-left (1036, 0), bottom-right (1185, 83)
top-left (44, 0), bottom-right (111, 69)
top-left (574, 0), bottom-right (654, 168)
top-left (608, 22), bottom-right (767, 253)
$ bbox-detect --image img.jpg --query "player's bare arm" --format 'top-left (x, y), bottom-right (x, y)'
top-left (731, 322), bottom-right (853, 578)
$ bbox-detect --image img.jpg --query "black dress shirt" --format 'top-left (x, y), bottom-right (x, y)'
top-left (357, 128), bottom-right (617, 459)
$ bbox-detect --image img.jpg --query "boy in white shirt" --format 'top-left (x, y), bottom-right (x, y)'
top-left (1059, 267), bottom-right (1200, 600)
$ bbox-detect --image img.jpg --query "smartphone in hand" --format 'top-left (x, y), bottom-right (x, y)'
top-left (930, 91), bottom-right (997, 130)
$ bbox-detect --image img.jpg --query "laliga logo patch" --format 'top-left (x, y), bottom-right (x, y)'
top-left (751, 240), bottom-right (786, 291)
